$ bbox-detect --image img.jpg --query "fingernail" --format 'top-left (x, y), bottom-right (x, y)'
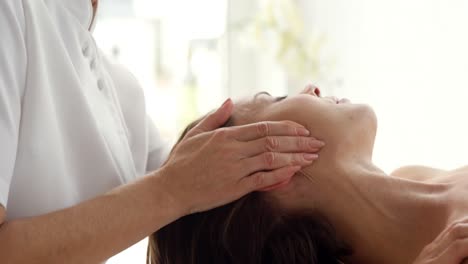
top-left (308, 139), bottom-right (325, 148)
top-left (315, 140), bottom-right (326, 147)
top-left (304, 153), bottom-right (319, 161)
top-left (291, 165), bottom-right (302, 172)
top-left (297, 127), bottom-right (310, 136)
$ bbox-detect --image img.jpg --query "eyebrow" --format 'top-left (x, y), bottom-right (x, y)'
top-left (274, 95), bottom-right (287, 102)
top-left (253, 91), bottom-right (271, 102)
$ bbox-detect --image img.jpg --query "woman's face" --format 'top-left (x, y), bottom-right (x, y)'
top-left (231, 87), bottom-right (378, 212)
top-left (232, 87), bottom-right (378, 156)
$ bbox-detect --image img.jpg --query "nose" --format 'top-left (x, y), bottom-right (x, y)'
top-left (301, 84), bottom-right (321, 97)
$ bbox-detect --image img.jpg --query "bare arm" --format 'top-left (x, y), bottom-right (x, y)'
top-left (391, 165), bottom-right (468, 182)
top-left (0, 172), bottom-right (181, 264)
top-left (0, 101), bottom-right (323, 263)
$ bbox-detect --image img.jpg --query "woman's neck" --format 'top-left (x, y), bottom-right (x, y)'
top-left (283, 158), bottom-right (451, 264)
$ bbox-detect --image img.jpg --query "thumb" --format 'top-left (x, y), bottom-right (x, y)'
top-left (185, 98), bottom-right (233, 138)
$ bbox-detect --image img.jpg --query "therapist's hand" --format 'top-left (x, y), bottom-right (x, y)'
top-left (158, 99), bottom-right (324, 215)
top-left (413, 218), bottom-right (468, 264)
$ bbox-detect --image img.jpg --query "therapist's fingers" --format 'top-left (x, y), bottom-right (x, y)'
top-left (185, 99), bottom-right (233, 139)
top-left (242, 136), bottom-right (325, 157)
top-left (258, 177), bottom-right (293, 192)
top-left (413, 218), bottom-right (468, 264)
top-left (436, 238), bottom-right (468, 264)
top-left (230, 121), bottom-right (311, 142)
top-left (425, 238), bottom-right (468, 264)
top-left (241, 166), bottom-right (301, 192)
top-left (241, 152), bottom-right (318, 175)
top-left (432, 220), bottom-right (468, 256)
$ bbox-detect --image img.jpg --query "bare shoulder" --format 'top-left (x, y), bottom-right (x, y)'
top-left (391, 165), bottom-right (468, 182)
top-left (451, 165), bottom-right (468, 174)
top-left (390, 165), bottom-right (448, 182)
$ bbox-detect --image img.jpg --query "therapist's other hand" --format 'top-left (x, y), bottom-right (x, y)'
top-left (158, 98), bottom-right (324, 215)
top-left (413, 218), bottom-right (468, 264)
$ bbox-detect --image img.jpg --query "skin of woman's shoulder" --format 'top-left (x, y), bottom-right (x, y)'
top-left (390, 166), bottom-right (448, 182)
top-left (391, 165), bottom-right (468, 182)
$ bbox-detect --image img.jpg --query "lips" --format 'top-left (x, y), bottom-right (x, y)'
top-left (329, 96), bottom-right (339, 104)
top-left (324, 96), bottom-right (350, 104)
top-left (338, 98), bottom-right (351, 104)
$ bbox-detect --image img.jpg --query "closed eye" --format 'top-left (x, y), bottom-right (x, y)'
top-left (275, 96), bottom-right (288, 102)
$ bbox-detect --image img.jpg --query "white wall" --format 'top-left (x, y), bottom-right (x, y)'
top-left (226, 0), bottom-right (289, 98)
top-left (300, 0), bottom-right (468, 172)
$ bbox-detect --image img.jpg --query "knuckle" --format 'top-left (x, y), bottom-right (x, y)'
top-left (263, 152), bottom-right (276, 167)
top-left (256, 122), bottom-right (270, 137)
top-left (292, 154), bottom-right (303, 165)
top-left (213, 128), bottom-right (229, 140)
top-left (297, 137), bottom-right (307, 149)
top-left (265, 137), bottom-right (279, 151)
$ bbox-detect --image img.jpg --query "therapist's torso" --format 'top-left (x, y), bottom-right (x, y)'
top-left (0, 0), bottom-right (169, 221)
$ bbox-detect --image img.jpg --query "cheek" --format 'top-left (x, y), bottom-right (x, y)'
top-left (262, 98), bottom-right (338, 130)
top-left (260, 98), bottom-right (318, 121)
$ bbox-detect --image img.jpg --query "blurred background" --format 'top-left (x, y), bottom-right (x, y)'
top-left (94, 0), bottom-right (468, 262)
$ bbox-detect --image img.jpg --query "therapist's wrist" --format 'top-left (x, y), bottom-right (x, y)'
top-left (148, 167), bottom-right (190, 219)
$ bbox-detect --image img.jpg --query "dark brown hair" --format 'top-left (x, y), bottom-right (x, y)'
top-left (147, 117), bottom-right (352, 264)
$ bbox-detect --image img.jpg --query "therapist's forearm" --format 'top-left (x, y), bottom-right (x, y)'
top-left (0, 170), bottom-right (182, 264)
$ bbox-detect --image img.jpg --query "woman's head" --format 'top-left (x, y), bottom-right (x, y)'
top-left (147, 115), bottom-right (351, 263)
top-left (147, 88), bottom-right (372, 263)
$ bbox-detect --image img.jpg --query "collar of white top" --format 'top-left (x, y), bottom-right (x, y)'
top-left (63, 0), bottom-right (97, 32)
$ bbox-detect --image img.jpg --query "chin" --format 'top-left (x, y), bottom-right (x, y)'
top-left (359, 103), bottom-right (377, 121)
top-left (344, 104), bottom-right (378, 144)
top-left (348, 103), bottom-right (377, 124)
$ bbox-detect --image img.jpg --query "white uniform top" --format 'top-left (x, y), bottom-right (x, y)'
top-left (0, 0), bottom-right (170, 221)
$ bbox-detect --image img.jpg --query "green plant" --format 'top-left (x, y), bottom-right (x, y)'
top-left (242, 0), bottom-right (328, 81)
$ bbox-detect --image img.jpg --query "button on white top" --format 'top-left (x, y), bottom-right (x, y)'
top-left (97, 79), bottom-right (105, 91)
top-left (82, 45), bottom-right (90, 57)
top-left (90, 58), bottom-right (97, 70)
